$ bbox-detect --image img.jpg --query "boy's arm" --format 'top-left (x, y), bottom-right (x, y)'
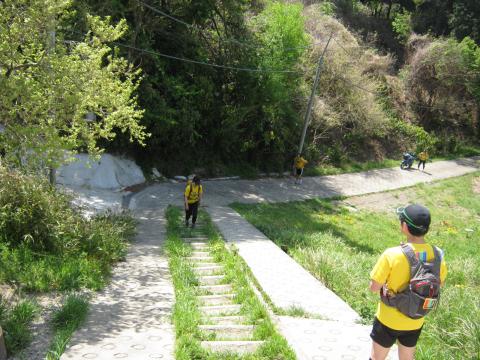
top-left (369, 280), bottom-right (384, 292)
top-left (369, 252), bottom-right (390, 293)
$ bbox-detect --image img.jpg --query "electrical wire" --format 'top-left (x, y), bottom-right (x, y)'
top-left (138, 0), bottom-right (328, 52)
top-left (64, 37), bottom-right (308, 74)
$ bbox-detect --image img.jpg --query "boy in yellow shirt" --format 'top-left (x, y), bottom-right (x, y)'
top-left (293, 154), bottom-right (308, 184)
top-left (184, 176), bottom-right (203, 228)
top-left (369, 204), bottom-right (447, 360)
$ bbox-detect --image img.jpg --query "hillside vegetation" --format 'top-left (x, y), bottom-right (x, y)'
top-left (1, 0), bottom-right (480, 176)
top-left (65, 0), bottom-right (479, 176)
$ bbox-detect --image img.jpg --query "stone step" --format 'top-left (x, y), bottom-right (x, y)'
top-left (199, 325), bottom-right (255, 341)
top-left (194, 262), bottom-right (218, 268)
top-left (192, 251), bottom-right (210, 257)
top-left (200, 304), bottom-right (241, 316)
top-left (200, 341), bottom-right (264, 355)
top-left (183, 237), bottom-right (209, 242)
top-left (191, 243), bottom-right (208, 250)
top-left (204, 316), bottom-right (247, 325)
top-left (198, 275), bottom-right (225, 285)
top-left (188, 256), bottom-right (214, 262)
top-left (194, 265), bottom-right (224, 276)
top-left (198, 294), bottom-right (235, 306)
top-left (199, 284), bottom-right (233, 295)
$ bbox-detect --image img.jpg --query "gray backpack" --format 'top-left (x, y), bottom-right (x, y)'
top-left (381, 243), bottom-right (442, 319)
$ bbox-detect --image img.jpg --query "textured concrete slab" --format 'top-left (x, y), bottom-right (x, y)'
top-left (277, 317), bottom-right (399, 360)
top-left (62, 209), bottom-right (175, 360)
top-left (208, 206), bottom-right (360, 322)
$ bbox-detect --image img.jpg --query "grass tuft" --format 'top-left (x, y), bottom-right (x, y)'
top-left (46, 294), bottom-right (89, 360)
top-left (0, 298), bottom-right (39, 356)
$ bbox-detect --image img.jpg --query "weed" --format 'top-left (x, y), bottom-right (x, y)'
top-left (46, 294), bottom-right (89, 360)
top-left (0, 299), bottom-right (39, 356)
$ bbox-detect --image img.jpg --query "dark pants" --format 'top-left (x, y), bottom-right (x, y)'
top-left (418, 160), bottom-right (426, 169)
top-left (185, 201), bottom-right (199, 224)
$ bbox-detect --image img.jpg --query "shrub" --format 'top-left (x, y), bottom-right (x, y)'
top-left (0, 167), bottom-right (136, 291)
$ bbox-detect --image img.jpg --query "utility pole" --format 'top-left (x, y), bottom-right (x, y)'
top-left (47, 25), bottom-right (56, 185)
top-left (297, 32), bottom-right (334, 156)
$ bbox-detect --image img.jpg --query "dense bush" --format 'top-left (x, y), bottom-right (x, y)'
top-left (0, 167), bottom-right (136, 291)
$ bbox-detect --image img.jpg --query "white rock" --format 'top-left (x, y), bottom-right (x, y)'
top-left (57, 153), bottom-right (145, 190)
top-left (152, 168), bottom-right (162, 178)
top-left (174, 176), bottom-right (187, 181)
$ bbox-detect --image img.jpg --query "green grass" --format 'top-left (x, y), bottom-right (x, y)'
top-left (0, 213), bottom-right (136, 292)
top-left (233, 172), bottom-right (480, 360)
top-left (0, 298), bottom-right (39, 356)
top-left (165, 206), bottom-right (295, 360)
top-left (46, 294), bottom-right (89, 360)
top-left (303, 158), bottom-right (399, 176)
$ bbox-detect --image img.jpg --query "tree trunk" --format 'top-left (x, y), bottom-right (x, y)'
top-left (0, 326), bottom-right (6, 360)
top-left (386, 1), bottom-right (393, 19)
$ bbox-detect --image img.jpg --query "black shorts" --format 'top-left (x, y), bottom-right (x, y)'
top-left (295, 168), bottom-right (303, 176)
top-left (370, 317), bottom-right (423, 348)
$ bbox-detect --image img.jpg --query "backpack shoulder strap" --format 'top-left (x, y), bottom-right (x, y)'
top-left (431, 245), bottom-right (442, 277)
top-left (400, 243), bottom-right (419, 278)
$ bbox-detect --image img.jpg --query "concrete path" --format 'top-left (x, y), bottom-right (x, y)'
top-left (131, 157), bottom-right (480, 209)
top-left (208, 206), bottom-right (359, 323)
top-left (62, 209), bottom-right (174, 360)
top-left (127, 157), bottom-right (479, 360)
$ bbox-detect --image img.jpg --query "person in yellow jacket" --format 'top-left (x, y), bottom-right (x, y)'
top-left (184, 176), bottom-right (203, 228)
top-left (293, 154), bottom-right (308, 184)
top-left (369, 204), bottom-right (447, 360)
top-left (417, 150), bottom-right (428, 170)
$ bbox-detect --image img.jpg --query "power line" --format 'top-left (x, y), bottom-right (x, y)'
top-left (64, 37), bottom-right (307, 74)
top-left (138, 0), bottom-right (327, 52)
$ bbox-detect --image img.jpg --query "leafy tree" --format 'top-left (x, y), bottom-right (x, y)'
top-left (450, 0), bottom-right (480, 45)
top-left (0, 0), bottom-right (146, 172)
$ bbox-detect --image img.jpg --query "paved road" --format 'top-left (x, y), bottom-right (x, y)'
top-left (131, 157), bottom-right (480, 209)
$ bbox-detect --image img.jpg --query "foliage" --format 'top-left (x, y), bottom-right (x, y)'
top-left (0, 0), bottom-right (146, 172)
top-left (233, 172), bottom-right (480, 359)
top-left (0, 298), bottom-right (39, 356)
top-left (0, 167), bottom-right (136, 291)
top-left (46, 294), bottom-right (89, 359)
top-left (319, 1), bottom-right (337, 16)
top-left (401, 35), bottom-right (479, 146)
top-left (391, 10), bottom-right (411, 43)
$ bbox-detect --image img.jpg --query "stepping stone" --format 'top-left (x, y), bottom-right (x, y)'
top-left (194, 262), bottom-right (218, 268)
top-left (194, 265), bottom-right (224, 276)
top-left (198, 275), bottom-right (225, 285)
top-left (200, 304), bottom-right (241, 316)
top-left (199, 284), bottom-right (233, 294)
top-left (205, 316), bottom-right (247, 325)
top-left (192, 251), bottom-right (210, 257)
top-left (183, 237), bottom-right (208, 242)
top-left (198, 294), bottom-right (235, 306)
top-left (200, 341), bottom-right (264, 354)
top-left (188, 256), bottom-right (214, 262)
top-left (191, 242), bottom-right (208, 250)
top-left (199, 325), bottom-right (254, 340)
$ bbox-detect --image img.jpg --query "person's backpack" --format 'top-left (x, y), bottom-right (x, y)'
top-left (381, 243), bottom-right (442, 319)
top-left (186, 183), bottom-right (201, 201)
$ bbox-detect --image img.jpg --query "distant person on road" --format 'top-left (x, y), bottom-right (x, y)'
top-left (368, 204), bottom-right (447, 360)
top-left (293, 154), bottom-right (308, 184)
top-left (184, 176), bottom-right (203, 228)
top-left (417, 150), bottom-right (428, 170)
